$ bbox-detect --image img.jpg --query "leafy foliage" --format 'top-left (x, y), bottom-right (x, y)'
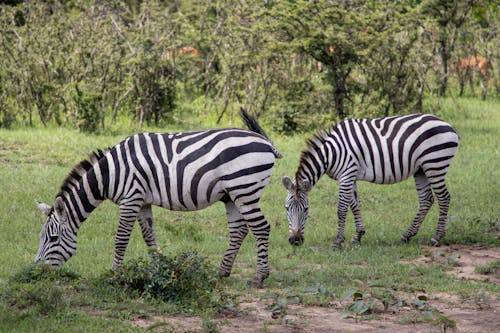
top-left (101, 250), bottom-right (219, 309)
top-left (0, 1), bottom-right (497, 130)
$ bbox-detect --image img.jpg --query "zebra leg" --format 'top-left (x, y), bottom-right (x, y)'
top-left (401, 172), bottom-right (434, 243)
top-left (137, 204), bottom-right (157, 249)
top-left (112, 203), bottom-right (142, 270)
top-left (219, 201), bottom-right (249, 278)
top-left (350, 183), bottom-right (366, 244)
top-left (237, 203), bottom-right (271, 287)
top-left (248, 213), bottom-right (271, 287)
top-left (332, 180), bottom-right (354, 249)
top-left (429, 181), bottom-right (451, 246)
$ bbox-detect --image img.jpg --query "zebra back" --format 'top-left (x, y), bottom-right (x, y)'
top-left (240, 108), bottom-right (283, 159)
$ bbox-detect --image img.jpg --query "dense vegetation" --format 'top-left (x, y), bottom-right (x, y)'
top-left (1, 0), bottom-right (498, 133)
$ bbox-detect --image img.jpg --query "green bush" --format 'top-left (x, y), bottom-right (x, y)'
top-left (103, 250), bottom-right (219, 309)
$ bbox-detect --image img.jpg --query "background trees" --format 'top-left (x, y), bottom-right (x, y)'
top-left (0, 0), bottom-right (498, 132)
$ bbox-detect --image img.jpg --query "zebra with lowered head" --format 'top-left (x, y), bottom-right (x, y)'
top-left (35, 108), bottom-right (282, 285)
top-left (283, 113), bottom-right (459, 248)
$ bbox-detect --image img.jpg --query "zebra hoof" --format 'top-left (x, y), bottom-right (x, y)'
top-left (351, 238), bottom-right (361, 245)
top-left (253, 273), bottom-right (269, 288)
top-left (218, 269), bottom-right (231, 278)
top-left (400, 235), bottom-right (410, 243)
top-left (331, 242), bottom-right (343, 250)
top-left (429, 238), bottom-right (441, 247)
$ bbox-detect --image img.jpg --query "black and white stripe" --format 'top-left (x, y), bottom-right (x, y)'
top-left (36, 109), bottom-right (281, 285)
top-left (283, 113), bottom-right (459, 247)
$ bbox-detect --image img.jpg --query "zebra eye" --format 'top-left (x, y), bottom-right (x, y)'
top-left (49, 235), bottom-right (59, 242)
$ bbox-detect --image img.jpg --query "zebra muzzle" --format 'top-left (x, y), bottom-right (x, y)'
top-left (289, 232), bottom-right (304, 246)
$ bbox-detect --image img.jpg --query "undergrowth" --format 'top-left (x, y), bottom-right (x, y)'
top-left (0, 250), bottom-right (226, 320)
top-left (98, 249), bottom-right (221, 310)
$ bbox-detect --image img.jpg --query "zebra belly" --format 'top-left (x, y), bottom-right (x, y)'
top-left (154, 190), bottom-right (225, 212)
top-left (357, 164), bottom-right (416, 185)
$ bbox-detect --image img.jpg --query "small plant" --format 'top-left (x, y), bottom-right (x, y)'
top-left (260, 290), bottom-right (302, 320)
top-left (102, 249), bottom-right (220, 311)
top-left (475, 260), bottom-right (500, 275)
top-left (340, 290), bottom-right (380, 321)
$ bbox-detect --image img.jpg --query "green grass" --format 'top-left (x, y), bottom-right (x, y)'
top-left (0, 97), bottom-right (499, 332)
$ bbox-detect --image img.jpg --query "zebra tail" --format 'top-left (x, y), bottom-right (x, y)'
top-left (240, 108), bottom-right (283, 159)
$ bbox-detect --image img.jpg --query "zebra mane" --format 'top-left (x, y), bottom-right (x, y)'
top-left (295, 124), bottom-right (335, 183)
top-left (57, 148), bottom-right (109, 197)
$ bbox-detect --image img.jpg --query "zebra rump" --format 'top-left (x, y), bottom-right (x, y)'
top-left (35, 108), bottom-right (281, 286)
top-left (283, 113), bottom-right (459, 248)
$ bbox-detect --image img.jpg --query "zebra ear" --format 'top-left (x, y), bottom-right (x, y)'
top-left (36, 201), bottom-right (52, 217)
top-left (282, 176), bottom-right (295, 191)
top-left (53, 197), bottom-right (66, 220)
top-left (297, 179), bottom-right (312, 193)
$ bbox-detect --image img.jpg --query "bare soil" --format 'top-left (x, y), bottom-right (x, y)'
top-left (132, 245), bottom-right (500, 332)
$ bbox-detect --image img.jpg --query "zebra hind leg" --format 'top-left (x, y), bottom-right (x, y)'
top-left (401, 173), bottom-right (434, 243)
top-left (349, 184), bottom-right (366, 244)
top-left (138, 204), bottom-right (158, 250)
top-left (219, 201), bottom-right (249, 278)
top-left (429, 182), bottom-right (451, 246)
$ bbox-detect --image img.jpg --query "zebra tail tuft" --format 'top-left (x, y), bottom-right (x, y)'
top-left (240, 108), bottom-right (283, 159)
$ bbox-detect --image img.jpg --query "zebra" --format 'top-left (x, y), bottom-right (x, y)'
top-left (282, 113), bottom-right (459, 248)
top-left (35, 108), bottom-right (282, 286)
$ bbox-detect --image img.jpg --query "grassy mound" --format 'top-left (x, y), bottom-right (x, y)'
top-left (9, 263), bottom-right (80, 283)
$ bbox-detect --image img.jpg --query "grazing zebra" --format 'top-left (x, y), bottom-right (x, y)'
top-left (35, 108), bottom-right (282, 285)
top-left (283, 113), bottom-right (459, 248)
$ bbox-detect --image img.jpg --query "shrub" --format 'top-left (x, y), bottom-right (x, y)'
top-left (103, 250), bottom-right (219, 309)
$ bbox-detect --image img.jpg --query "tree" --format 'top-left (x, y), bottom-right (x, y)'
top-left (420, 0), bottom-right (475, 96)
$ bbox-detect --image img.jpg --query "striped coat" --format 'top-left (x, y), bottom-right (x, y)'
top-left (36, 109), bottom-right (281, 285)
top-left (283, 113), bottom-right (459, 247)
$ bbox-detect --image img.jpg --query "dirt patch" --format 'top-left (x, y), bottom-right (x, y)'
top-left (133, 245), bottom-right (500, 333)
top-left (412, 244), bottom-right (500, 284)
top-left (138, 295), bottom-right (499, 333)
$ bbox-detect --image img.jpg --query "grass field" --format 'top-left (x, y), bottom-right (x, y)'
top-left (0, 97), bottom-right (498, 332)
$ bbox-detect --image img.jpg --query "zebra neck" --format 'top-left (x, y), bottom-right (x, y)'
top-left (295, 162), bottom-right (325, 188)
top-left (61, 170), bottom-right (106, 231)
top-left (61, 188), bottom-right (104, 232)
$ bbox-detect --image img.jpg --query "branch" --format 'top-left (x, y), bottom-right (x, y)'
top-left (110, 16), bottom-right (136, 56)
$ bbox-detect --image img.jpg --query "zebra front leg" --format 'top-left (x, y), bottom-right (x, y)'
top-left (333, 180), bottom-right (354, 249)
top-left (401, 173), bottom-right (434, 243)
top-left (219, 201), bottom-right (249, 278)
top-left (349, 184), bottom-right (366, 244)
top-left (112, 204), bottom-right (141, 270)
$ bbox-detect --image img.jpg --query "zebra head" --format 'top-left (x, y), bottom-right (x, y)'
top-left (35, 197), bottom-right (76, 266)
top-left (282, 176), bottom-right (312, 246)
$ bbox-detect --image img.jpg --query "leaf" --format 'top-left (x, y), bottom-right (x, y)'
top-left (353, 292), bottom-right (364, 301)
top-left (340, 290), bottom-right (357, 302)
top-left (260, 292), bottom-right (279, 300)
